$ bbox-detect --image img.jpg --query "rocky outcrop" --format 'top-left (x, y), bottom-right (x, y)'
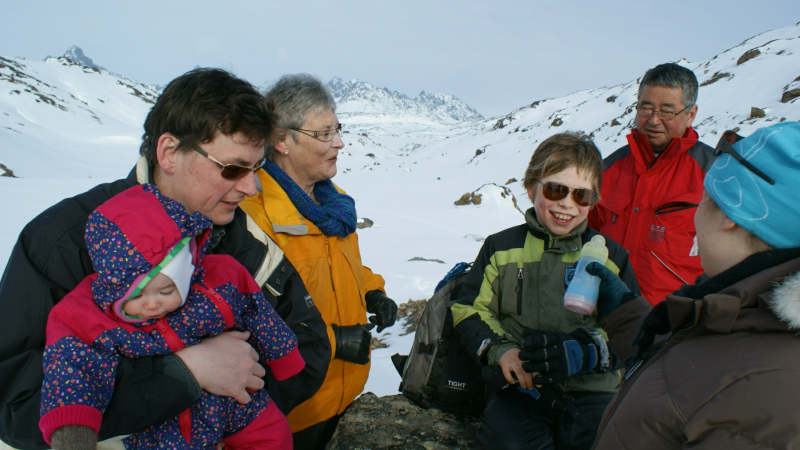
top-left (750, 107), bottom-right (766, 119)
top-left (327, 393), bottom-right (480, 450)
top-left (737, 48), bottom-right (760, 65)
top-left (454, 193), bottom-right (482, 206)
top-left (0, 163), bottom-right (17, 178)
top-left (358, 218), bottom-right (374, 229)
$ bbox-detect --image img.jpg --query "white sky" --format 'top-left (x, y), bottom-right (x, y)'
top-left (1, 1), bottom-right (797, 117)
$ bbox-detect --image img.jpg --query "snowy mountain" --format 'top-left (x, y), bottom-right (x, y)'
top-left (328, 77), bottom-right (483, 136)
top-left (56, 45), bottom-right (105, 71)
top-left (1, 24), bottom-right (799, 398)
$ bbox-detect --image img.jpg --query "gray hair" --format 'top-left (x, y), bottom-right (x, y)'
top-left (637, 63), bottom-right (698, 108)
top-left (263, 73), bottom-right (336, 154)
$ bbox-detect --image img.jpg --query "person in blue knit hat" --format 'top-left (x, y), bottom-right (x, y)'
top-left (529, 122), bottom-right (800, 448)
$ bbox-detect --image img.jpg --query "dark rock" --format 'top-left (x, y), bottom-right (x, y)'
top-left (610, 119), bottom-right (621, 127)
top-left (782, 89), bottom-right (800, 103)
top-left (505, 178), bottom-right (517, 185)
top-left (397, 299), bottom-right (427, 335)
top-left (699, 72), bottom-right (731, 87)
top-left (736, 48), bottom-right (761, 65)
top-left (358, 218), bottom-right (374, 229)
top-left (366, 153), bottom-right (376, 158)
top-left (408, 257), bottom-right (445, 264)
top-left (606, 95), bottom-right (617, 103)
top-left (327, 393), bottom-right (479, 450)
top-left (471, 194), bottom-right (482, 205)
top-left (0, 163), bottom-right (17, 178)
top-left (750, 107), bottom-right (766, 119)
top-left (551, 118), bottom-right (563, 127)
top-left (454, 193), bottom-right (471, 206)
top-left (474, 149), bottom-right (484, 156)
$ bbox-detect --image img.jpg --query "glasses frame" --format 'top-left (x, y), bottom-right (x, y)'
top-left (537, 181), bottom-right (598, 207)
top-left (188, 143), bottom-right (265, 181)
top-left (635, 104), bottom-right (691, 122)
top-left (713, 132), bottom-right (775, 185)
top-left (291, 123), bottom-right (344, 142)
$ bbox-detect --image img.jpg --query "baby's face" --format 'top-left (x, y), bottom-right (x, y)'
top-left (122, 272), bottom-right (183, 320)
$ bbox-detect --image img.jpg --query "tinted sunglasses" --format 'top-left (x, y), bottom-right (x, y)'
top-left (714, 131), bottom-right (774, 185)
top-left (189, 144), bottom-right (266, 181)
top-left (538, 181), bottom-right (598, 207)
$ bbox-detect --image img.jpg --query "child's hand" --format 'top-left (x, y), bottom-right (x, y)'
top-left (498, 348), bottom-right (535, 390)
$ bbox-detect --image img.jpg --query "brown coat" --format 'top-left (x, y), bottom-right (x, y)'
top-left (593, 256), bottom-right (800, 449)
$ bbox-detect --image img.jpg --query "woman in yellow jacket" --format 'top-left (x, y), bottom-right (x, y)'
top-left (240, 73), bottom-right (397, 450)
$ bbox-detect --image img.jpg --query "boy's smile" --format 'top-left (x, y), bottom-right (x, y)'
top-left (527, 167), bottom-right (594, 236)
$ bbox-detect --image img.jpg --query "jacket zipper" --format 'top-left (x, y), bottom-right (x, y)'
top-left (650, 251), bottom-right (689, 285)
top-left (516, 268), bottom-right (523, 315)
top-left (612, 213), bottom-right (617, 224)
top-left (299, 321), bottom-right (326, 344)
top-left (324, 236), bottom-right (335, 292)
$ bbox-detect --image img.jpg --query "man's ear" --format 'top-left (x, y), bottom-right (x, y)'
top-left (686, 104), bottom-right (698, 127)
top-left (156, 133), bottom-right (181, 174)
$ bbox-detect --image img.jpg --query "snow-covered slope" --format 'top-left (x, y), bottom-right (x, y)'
top-left (1, 24), bottom-right (799, 398)
top-left (328, 77), bottom-right (483, 137)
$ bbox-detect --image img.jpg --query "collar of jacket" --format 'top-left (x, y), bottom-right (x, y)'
top-left (524, 207), bottom-right (587, 252)
top-left (664, 254), bottom-right (800, 336)
top-left (256, 169), bottom-right (347, 236)
top-left (626, 127), bottom-right (699, 174)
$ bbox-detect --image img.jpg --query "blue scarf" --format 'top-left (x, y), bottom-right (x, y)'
top-left (263, 160), bottom-right (357, 238)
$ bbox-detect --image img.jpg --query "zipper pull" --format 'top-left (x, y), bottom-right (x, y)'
top-left (515, 268), bottom-right (523, 292)
top-left (612, 213), bottom-right (617, 224)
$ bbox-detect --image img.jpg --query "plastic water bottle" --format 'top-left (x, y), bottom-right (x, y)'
top-left (563, 235), bottom-right (608, 315)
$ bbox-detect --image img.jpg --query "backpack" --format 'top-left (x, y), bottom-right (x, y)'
top-left (390, 262), bottom-right (488, 415)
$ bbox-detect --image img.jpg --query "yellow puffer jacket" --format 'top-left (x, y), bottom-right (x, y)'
top-left (240, 169), bottom-right (385, 433)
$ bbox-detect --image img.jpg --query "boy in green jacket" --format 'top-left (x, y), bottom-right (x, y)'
top-left (451, 132), bottom-right (638, 450)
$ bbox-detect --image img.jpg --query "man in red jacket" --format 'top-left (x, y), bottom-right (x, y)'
top-left (588, 63), bottom-right (715, 305)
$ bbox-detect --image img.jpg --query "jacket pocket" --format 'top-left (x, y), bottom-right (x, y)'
top-left (596, 187), bottom-right (632, 243)
top-left (643, 194), bottom-right (700, 257)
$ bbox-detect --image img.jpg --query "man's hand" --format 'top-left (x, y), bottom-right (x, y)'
top-left (175, 331), bottom-right (265, 404)
top-left (498, 347), bottom-right (535, 390)
top-left (365, 290), bottom-right (398, 332)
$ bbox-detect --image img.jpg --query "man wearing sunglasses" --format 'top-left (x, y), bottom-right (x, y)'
top-left (588, 63), bottom-right (715, 306)
top-left (0, 69), bottom-right (329, 449)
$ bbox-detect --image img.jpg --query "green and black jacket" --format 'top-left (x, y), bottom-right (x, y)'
top-left (452, 207), bottom-right (639, 393)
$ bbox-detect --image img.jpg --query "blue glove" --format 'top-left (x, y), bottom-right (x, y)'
top-left (585, 262), bottom-right (632, 318)
top-left (519, 328), bottom-right (611, 384)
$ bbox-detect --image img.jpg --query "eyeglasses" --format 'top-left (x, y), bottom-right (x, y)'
top-left (188, 144), bottom-right (265, 181)
top-left (713, 131), bottom-right (774, 185)
top-left (291, 123), bottom-right (343, 142)
top-left (538, 181), bottom-right (598, 207)
top-left (635, 104), bottom-right (691, 121)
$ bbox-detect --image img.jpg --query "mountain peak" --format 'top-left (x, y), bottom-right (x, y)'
top-left (60, 46), bottom-right (105, 71)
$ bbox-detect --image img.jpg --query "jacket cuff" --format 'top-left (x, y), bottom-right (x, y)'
top-left (162, 353), bottom-right (201, 401)
top-left (487, 343), bottom-right (519, 366)
top-left (40, 405), bottom-right (102, 444)
top-left (265, 346), bottom-right (306, 381)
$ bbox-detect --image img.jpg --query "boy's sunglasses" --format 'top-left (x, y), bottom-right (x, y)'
top-left (189, 144), bottom-right (266, 181)
top-left (714, 131), bottom-right (774, 185)
top-left (538, 181), bottom-right (598, 207)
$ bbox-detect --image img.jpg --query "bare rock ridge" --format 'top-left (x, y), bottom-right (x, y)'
top-left (52, 46), bottom-right (105, 71)
top-left (327, 393), bottom-right (479, 450)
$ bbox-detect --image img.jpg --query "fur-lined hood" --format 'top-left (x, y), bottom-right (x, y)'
top-left (770, 271), bottom-right (800, 330)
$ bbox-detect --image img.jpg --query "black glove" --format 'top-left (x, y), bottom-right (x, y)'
top-left (332, 323), bottom-right (375, 365)
top-left (519, 328), bottom-right (610, 385)
top-left (365, 290), bottom-right (398, 332)
top-left (585, 262), bottom-right (633, 319)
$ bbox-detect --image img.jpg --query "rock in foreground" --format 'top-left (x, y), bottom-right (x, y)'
top-left (327, 393), bottom-right (479, 450)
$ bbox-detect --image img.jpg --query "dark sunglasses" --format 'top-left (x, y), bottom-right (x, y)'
top-left (714, 131), bottom-right (774, 185)
top-left (189, 144), bottom-right (266, 181)
top-left (538, 181), bottom-right (598, 207)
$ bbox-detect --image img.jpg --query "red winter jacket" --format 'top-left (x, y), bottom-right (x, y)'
top-left (588, 128), bottom-right (715, 305)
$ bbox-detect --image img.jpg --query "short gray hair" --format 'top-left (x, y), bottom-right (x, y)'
top-left (263, 73), bottom-right (336, 154)
top-left (638, 63), bottom-right (698, 108)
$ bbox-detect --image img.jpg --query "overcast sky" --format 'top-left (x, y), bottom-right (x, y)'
top-left (2, 1), bottom-right (797, 117)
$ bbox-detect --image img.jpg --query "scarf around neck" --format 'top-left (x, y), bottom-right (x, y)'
top-left (263, 159), bottom-right (357, 238)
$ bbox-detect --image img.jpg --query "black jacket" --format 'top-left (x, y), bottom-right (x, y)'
top-left (0, 162), bottom-right (330, 448)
